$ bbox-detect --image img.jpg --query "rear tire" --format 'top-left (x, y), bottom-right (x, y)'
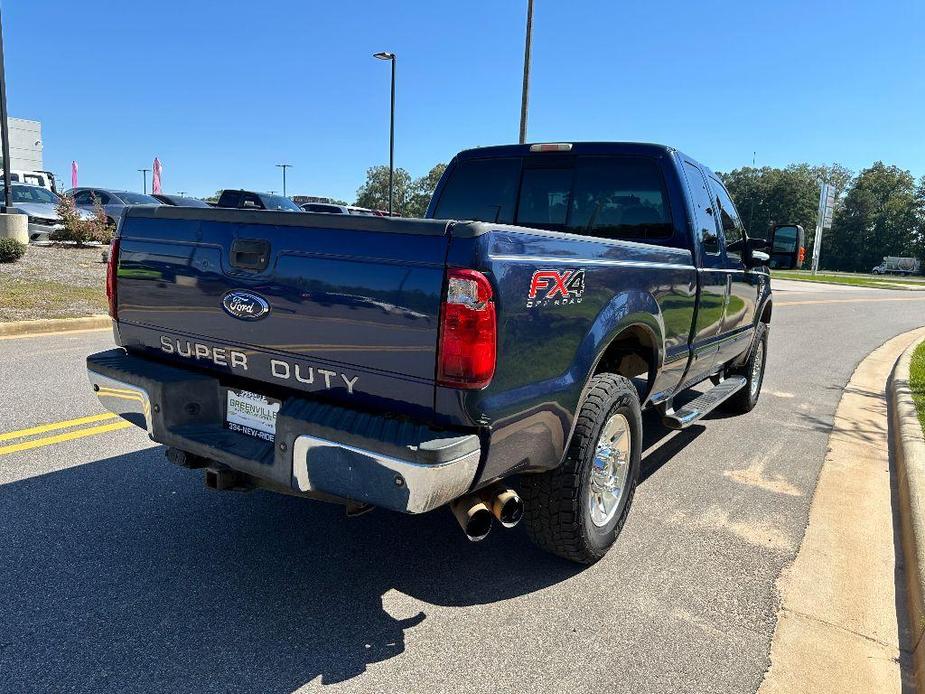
top-left (521, 374), bottom-right (642, 564)
top-left (722, 323), bottom-right (768, 414)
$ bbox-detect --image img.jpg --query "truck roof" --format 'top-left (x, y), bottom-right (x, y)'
top-left (453, 142), bottom-right (678, 161)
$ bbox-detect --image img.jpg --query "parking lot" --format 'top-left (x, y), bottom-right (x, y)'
top-left (2, 279), bottom-right (925, 693)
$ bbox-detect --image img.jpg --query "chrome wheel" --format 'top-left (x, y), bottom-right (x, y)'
top-left (588, 413), bottom-right (631, 527)
top-left (750, 341), bottom-right (765, 399)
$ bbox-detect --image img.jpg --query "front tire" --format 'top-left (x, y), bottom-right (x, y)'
top-left (521, 373), bottom-right (642, 564)
top-left (722, 323), bottom-right (768, 414)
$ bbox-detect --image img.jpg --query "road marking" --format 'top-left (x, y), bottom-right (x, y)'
top-left (0, 413), bottom-right (120, 442)
top-left (776, 297), bottom-right (925, 307)
top-left (0, 420), bottom-right (133, 456)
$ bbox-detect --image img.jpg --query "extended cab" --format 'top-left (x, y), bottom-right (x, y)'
top-left (87, 142), bottom-right (801, 563)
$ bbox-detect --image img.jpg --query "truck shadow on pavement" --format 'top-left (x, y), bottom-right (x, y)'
top-left (0, 448), bottom-right (582, 692)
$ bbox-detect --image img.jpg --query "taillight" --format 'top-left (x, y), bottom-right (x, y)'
top-left (106, 238), bottom-right (120, 319)
top-left (437, 269), bottom-right (496, 389)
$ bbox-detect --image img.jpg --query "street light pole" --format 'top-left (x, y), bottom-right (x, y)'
top-left (275, 163), bottom-right (292, 197)
top-left (518, 0), bottom-right (534, 145)
top-left (0, 8), bottom-right (12, 211)
top-left (373, 51), bottom-right (396, 215)
top-left (137, 168), bottom-right (150, 194)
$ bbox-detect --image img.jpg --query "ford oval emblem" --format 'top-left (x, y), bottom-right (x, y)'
top-left (222, 290), bottom-right (271, 321)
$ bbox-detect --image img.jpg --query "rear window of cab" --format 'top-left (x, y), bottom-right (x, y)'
top-left (433, 155), bottom-right (673, 241)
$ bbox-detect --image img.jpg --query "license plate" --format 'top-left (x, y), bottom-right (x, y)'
top-left (225, 389), bottom-right (281, 442)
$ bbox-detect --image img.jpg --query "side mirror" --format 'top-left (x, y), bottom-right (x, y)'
top-left (768, 224), bottom-right (805, 270)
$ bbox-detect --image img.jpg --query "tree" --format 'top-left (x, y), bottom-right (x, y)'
top-left (404, 163), bottom-right (447, 218)
top-left (355, 165), bottom-right (412, 214)
top-left (822, 162), bottom-right (921, 272)
top-left (719, 163), bottom-right (854, 258)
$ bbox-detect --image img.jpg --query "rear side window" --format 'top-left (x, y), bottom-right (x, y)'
top-left (433, 157), bottom-right (521, 223)
top-left (684, 163), bottom-right (720, 255)
top-left (708, 177), bottom-right (745, 260)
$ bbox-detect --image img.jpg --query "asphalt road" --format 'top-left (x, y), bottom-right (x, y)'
top-left (2, 280), bottom-right (925, 694)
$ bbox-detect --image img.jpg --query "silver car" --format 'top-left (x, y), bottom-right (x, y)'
top-left (66, 187), bottom-right (161, 226)
top-left (1, 183), bottom-right (93, 242)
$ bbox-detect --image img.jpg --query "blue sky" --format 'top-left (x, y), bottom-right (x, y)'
top-left (6, 0), bottom-right (923, 201)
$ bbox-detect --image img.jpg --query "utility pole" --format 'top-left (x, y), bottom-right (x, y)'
top-left (518, 0), bottom-right (534, 145)
top-left (0, 8), bottom-right (12, 211)
top-left (275, 163), bottom-right (292, 197)
top-left (137, 168), bottom-right (150, 194)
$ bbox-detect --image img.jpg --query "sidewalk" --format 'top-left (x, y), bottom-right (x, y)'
top-left (758, 327), bottom-right (925, 693)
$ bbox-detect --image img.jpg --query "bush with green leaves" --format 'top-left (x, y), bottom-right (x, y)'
top-left (51, 194), bottom-right (114, 246)
top-left (0, 237), bottom-right (27, 262)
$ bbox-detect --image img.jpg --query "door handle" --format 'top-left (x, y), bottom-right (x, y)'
top-left (230, 239), bottom-right (270, 272)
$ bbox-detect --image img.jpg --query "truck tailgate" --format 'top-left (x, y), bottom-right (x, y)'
top-left (114, 207), bottom-right (450, 414)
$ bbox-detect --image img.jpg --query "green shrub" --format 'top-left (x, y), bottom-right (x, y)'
top-left (51, 194), bottom-right (114, 246)
top-left (0, 237), bottom-right (27, 262)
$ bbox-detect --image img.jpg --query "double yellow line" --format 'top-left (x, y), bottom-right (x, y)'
top-left (0, 413), bottom-right (133, 456)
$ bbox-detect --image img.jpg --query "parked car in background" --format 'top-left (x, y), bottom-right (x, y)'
top-left (216, 190), bottom-right (302, 212)
top-left (871, 256), bottom-right (921, 276)
top-left (9, 170), bottom-right (54, 191)
top-left (300, 202), bottom-right (376, 215)
top-left (66, 188), bottom-right (161, 227)
top-left (1, 183), bottom-right (93, 242)
top-left (152, 193), bottom-right (211, 208)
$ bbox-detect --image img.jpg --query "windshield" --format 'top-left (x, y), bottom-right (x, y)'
top-left (433, 154), bottom-right (673, 241)
top-left (260, 194), bottom-right (302, 212)
top-left (117, 192), bottom-right (161, 205)
top-left (4, 185), bottom-right (60, 205)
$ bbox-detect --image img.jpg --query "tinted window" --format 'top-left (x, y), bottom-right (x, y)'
top-left (241, 193), bottom-right (263, 209)
top-left (708, 177), bottom-right (745, 260)
top-left (568, 157), bottom-right (672, 240)
top-left (7, 185), bottom-right (59, 204)
top-left (260, 194), bottom-right (301, 211)
top-left (684, 163), bottom-right (720, 254)
top-left (517, 167), bottom-right (572, 228)
top-left (73, 190), bottom-right (94, 205)
top-left (303, 203), bottom-right (343, 213)
top-left (433, 157), bottom-right (521, 223)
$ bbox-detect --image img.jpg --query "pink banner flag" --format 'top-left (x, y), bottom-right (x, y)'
top-left (152, 157), bottom-right (163, 194)
top-left (71, 161), bottom-right (78, 188)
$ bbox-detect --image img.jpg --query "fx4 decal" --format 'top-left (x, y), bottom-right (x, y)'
top-left (526, 270), bottom-right (586, 308)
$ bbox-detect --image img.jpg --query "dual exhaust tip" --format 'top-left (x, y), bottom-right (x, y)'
top-left (451, 484), bottom-right (524, 542)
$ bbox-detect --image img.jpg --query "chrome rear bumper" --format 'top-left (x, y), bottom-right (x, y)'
top-left (87, 349), bottom-right (481, 514)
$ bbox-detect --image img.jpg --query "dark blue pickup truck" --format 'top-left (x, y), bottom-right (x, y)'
top-left (87, 142), bottom-right (802, 563)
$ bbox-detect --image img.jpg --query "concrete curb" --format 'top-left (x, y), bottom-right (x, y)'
top-left (0, 315), bottom-right (111, 338)
top-left (890, 334), bottom-right (925, 692)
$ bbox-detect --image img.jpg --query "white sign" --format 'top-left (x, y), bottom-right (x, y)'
top-left (226, 389), bottom-right (280, 441)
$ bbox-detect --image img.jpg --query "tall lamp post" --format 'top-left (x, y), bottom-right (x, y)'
top-left (518, 0), bottom-right (534, 145)
top-left (137, 168), bottom-right (150, 194)
top-left (373, 51), bottom-right (396, 215)
top-left (0, 8), bottom-right (12, 211)
top-left (275, 163), bottom-right (292, 197)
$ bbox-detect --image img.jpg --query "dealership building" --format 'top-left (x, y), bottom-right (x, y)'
top-left (5, 117), bottom-right (43, 171)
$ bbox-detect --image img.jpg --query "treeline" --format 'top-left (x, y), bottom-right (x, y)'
top-left (720, 162), bottom-right (925, 272)
top-left (355, 163), bottom-right (447, 218)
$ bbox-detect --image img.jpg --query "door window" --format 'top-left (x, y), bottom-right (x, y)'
top-left (708, 177), bottom-right (745, 261)
top-left (684, 162), bottom-right (720, 255)
top-left (73, 190), bottom-right (94, 205)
